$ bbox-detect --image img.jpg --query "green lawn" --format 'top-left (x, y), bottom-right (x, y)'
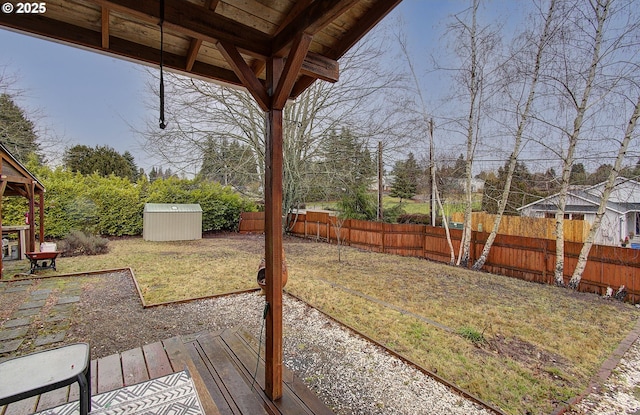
top-left (307, 195), bottom-right (483, 217)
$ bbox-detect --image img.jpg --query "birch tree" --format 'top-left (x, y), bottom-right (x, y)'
top-left (472, 0), bottom-right (558, 270)
top-left (568, 94), bottom-right (640, 288)
top-left (540, 0), bottom-right (631, 286)
top-left (444, 0), bottom-right (501, 267)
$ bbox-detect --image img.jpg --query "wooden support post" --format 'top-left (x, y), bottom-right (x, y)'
top-left (264, 56), bottom-right (284, 401)
top-left (38, 192), bottom-right (45, 247)
top-left (28, 181), bottom-right (36, 252)
top-left (0, 178), bottom-right (4, 277)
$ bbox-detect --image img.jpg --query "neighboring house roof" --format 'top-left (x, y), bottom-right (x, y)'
top-left (518, 177), bottom-right (640, 214)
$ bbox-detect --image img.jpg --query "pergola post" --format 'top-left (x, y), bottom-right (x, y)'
top-left (28, 181), bottom-right (36, 252)
top-left (38, 191), bottom-right (45, 247)
top-left (264, 56), bottom-right (284, 400)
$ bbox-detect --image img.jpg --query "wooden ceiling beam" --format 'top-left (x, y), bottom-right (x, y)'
top-left (185, 39), bottom-right (202, 72)
top-left (273, 33), bottom-right (312, 110)
top-left (272, 0), bottom-right (358, 54)
top-left (328, 0), bottom-right (403, 60)
top-left (185, 0), bottom-right (219, 71)
top-left (90, 0), bottom-right (338, 85)
top-left (101, 6), bottom-right (110, 49)
top-left (290, 75), bottom-right (317, 99)
top-left (93, 0), bottom-right (271, 57)
top-left (217, 41), bottom-right (270, 112)
top-left (0, 13), bottom-right (243, 87)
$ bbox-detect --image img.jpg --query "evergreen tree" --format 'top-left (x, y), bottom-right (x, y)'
top-left (199, 136), bottom-right (257, 188)
top-left (390, 152), bottom-right (420, 201)
top-left (0, 93), bottom-right (41, 164)
top-left (587, 164), bottom-right (612, 185)
top-left (482, 161), bottom-right (542, 214)
top-left (63, 145), bottom-right (137, 181)
top-left (317, 128), bottom-right (375, 200)
top-left (123, 151), bottom-right (140, 181)
top-left (569, 163), bottom-right (587, 185)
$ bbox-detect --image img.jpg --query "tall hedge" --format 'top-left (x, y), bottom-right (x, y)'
top-left (2, 164), bottom-right (257, 238)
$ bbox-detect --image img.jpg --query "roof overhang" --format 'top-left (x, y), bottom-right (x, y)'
top-left (0, 0), bottom-right (402, 106)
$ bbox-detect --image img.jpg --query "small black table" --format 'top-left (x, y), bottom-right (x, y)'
top-left (0, 343), bottom-right (91, 415)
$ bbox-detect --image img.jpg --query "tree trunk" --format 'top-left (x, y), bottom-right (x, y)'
top-left (568, 95), bottom-right (640, 288)
top-left (473, 0), bottom-right (556, 271)
top-left (435, 177), bottom-right (456, 265)
top-left (553, 0), bottom-right (609, 287)
top-left (457, 0), bottom-right (480, 268)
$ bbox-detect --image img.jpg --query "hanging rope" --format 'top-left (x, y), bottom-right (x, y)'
top-left (158, 0), bottom-right (167, 129)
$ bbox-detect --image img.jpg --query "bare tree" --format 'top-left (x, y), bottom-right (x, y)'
top-left (138, 28), bottom-right (408, 223)
top-left (568, 94), bottom-right (640, 288)
top-left (472, 0), bottom-right (558, 270)
top-left (555, 0), bottom-right (609, 286)
top-left (442, 0), bottom-right (501, 267)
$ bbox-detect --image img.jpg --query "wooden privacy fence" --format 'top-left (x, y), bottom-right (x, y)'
top-left (239, 211), bottom-right (640, 302)
top-left (450, 212), bottom-right (590, 243)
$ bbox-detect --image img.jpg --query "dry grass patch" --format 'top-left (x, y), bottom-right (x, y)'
top-left (2, 234), bottom-right (637, 414)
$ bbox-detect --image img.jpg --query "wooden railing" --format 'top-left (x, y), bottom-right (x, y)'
top-left (239, 211), bottom-right (640, 302)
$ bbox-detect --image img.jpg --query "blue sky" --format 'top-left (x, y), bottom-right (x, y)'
top-left (0, 1), bottom-right (519, 173)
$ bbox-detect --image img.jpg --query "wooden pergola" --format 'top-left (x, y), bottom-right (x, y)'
top-left (0, 0), bottom-right (402, 401)
top-left (0, 143), bottom-right (45, 276)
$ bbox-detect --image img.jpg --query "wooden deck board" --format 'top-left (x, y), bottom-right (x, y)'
top-left (121, 347), bottom-right (149, 385)
top-left (218, 329), bottom-right (328, 415)
top-left (96, 353), bottom-right (123, 393)
top-left (4, 330), bottom-right (332, 415)
top-left (163, 336), bottom-right (222, 415)
top-left (185, 340), bottom-right (239, 415)
top-left (35, 386), bottom-right (69, 411)
top-left (195, 332), bottom-right (272, 415)
top-left (4, 395), bottom-right (37, 415)
top-left (142, 341), bottom-right (173, 378)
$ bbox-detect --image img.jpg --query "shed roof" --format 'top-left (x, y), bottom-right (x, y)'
top-left (144, 203), bottom-right (202, 213)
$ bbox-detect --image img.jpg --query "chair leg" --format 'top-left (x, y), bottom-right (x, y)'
top-left (77, 368), bottom-right (91, 415)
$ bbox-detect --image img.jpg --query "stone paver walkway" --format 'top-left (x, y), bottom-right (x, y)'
top-left (0, 276), bottom-right (82, 360)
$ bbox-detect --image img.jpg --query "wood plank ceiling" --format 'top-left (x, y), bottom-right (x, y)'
top-left (0, 0), bottom-right (402, 106)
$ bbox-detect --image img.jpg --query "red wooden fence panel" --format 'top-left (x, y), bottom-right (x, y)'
top-left (239, 212), bottom-right (640, 302)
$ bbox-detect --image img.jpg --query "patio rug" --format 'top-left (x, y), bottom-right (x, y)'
top-left (35, 370), bottom-right (204, 415)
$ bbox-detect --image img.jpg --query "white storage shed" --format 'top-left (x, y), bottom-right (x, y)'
top-left (143, 203), bottom-right (203, 241)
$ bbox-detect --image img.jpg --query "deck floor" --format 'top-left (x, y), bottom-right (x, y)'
top-left (0, 328), bottom-right (333, 415)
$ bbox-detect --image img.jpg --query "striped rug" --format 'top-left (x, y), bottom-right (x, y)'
top-left (35, 371), bottom-right (204, 415)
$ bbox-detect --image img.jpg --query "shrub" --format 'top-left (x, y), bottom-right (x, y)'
top-left (58, 230), bottom-right (109, 256)
top-left (382, 203), bottom-right (406, 223)
top-left (397, 214), bottom-right (443, 226)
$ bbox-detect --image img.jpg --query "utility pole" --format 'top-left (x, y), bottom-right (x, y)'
top-left (429, 118), bottom-right (435, 226)
top-left (378, 141), bottom-right (383, 221)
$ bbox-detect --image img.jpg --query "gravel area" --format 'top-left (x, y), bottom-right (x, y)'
top-left (567, 337), bottom-right (640, 415)
top-left (62, 271), bottom-right (496, 415)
